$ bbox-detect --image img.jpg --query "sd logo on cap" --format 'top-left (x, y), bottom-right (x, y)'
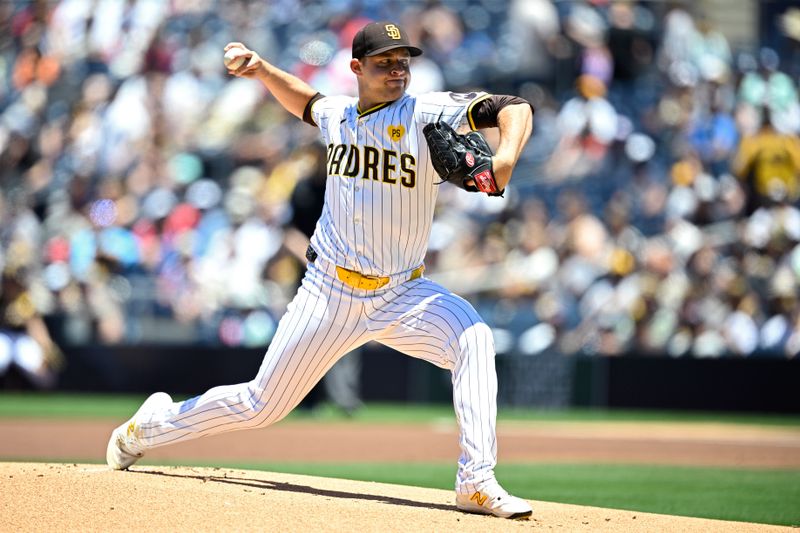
top-left (351, 21), bottom-right (423, 58)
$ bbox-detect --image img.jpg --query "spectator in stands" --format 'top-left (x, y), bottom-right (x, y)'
top-left (738, 47), bottom-right (800, 135)
top-left (732, 109), bottom-right (800, 214)
top-left (0, 263), bottom-right (63, 390)
top-left (687, 82), bottom-right (739, 176)
top-left (547, 74), bottom-right (619, 181)
top-left (606, 1), bottom-right (654, 92)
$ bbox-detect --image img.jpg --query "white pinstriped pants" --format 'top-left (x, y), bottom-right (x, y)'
top-left (138, 258), bottom-right (498, 493)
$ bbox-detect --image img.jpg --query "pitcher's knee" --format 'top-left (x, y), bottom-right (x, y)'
top-left (466, 322), bottom-right (495, 353)
top-left (450, 322), bottom-right (496, 364)
top-left (241, 383), bottom-right (273, 424)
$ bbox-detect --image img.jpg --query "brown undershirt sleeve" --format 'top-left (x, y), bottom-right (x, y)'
top-left (469, 94), bottom-right (534, 130)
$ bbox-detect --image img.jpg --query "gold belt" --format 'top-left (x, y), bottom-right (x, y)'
top-left (335, 265), bottom-right (424, 291)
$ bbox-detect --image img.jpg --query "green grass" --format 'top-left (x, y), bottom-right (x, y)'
top-left (1, 393), bottom-right (799, 426)
top-left (141, 460), bottom-right (800, 527)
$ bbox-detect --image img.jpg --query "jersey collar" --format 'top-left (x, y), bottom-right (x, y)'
top-left (356, 101), bottom-right (390, 118)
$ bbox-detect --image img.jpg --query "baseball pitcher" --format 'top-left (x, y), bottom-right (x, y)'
top-left (107, 21), bottom-right (534, 519)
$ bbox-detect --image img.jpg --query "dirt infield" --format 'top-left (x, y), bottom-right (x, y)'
top-left (1, 418), bottom-right (799, 467)
top-left (2, 419), bottom-right (799, 531)
top-left (1, 463), bottom-right (793, 532)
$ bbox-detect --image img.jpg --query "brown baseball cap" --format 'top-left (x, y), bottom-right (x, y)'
top-left (352, 21), bottom-right (423, 59)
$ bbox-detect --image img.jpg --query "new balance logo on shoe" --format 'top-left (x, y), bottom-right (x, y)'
top-left (470, 491), bottom-right (488, 507)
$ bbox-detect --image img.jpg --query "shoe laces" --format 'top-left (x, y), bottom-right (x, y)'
top-left (477, 482), bottom-right (511, 505)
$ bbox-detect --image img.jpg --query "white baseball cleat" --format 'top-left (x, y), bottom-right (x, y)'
top-left (106, 392), bottom-right (172, 470)
top-left (456, 481), bottom-right (533, 519)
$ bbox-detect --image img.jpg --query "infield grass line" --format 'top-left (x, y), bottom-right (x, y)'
top-left (1, 393), bottom-right (799, 426)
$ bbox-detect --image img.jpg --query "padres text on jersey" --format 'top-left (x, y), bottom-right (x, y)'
top-left (326, 144), bottom-right (417, 187)
top-left (309, 91), bottom-right (490, 276)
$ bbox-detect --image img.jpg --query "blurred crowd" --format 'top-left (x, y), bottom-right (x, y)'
top-left (1, 0), bottom-right (799, 388)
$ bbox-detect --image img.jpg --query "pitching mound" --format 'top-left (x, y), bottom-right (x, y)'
top-left (1, 463), bottom-right (786, 532)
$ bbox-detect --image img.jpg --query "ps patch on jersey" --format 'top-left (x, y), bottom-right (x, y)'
top-left (387, 124), bottom-right (405, 142)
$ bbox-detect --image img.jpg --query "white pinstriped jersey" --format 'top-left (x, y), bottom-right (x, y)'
top-left (115, 35), bottom-right (524, 501)
top-left (309, 91), bottom-right (490, 276)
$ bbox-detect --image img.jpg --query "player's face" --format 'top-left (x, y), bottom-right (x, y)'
top-left (354, 49), bottom-right (411, 105)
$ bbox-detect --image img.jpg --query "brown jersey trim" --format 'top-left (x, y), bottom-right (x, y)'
top-left (303, 92), bottom-right (325, 126)
top-left (466, 94), bottom-right (493, 131)
top-left (470, 94), bottom-right (534, 129)
top-left (357, 101), bottom-right (391, 118)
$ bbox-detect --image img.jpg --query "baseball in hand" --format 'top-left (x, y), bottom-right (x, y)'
top-left (224, 48), bottom-right (248, 70)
